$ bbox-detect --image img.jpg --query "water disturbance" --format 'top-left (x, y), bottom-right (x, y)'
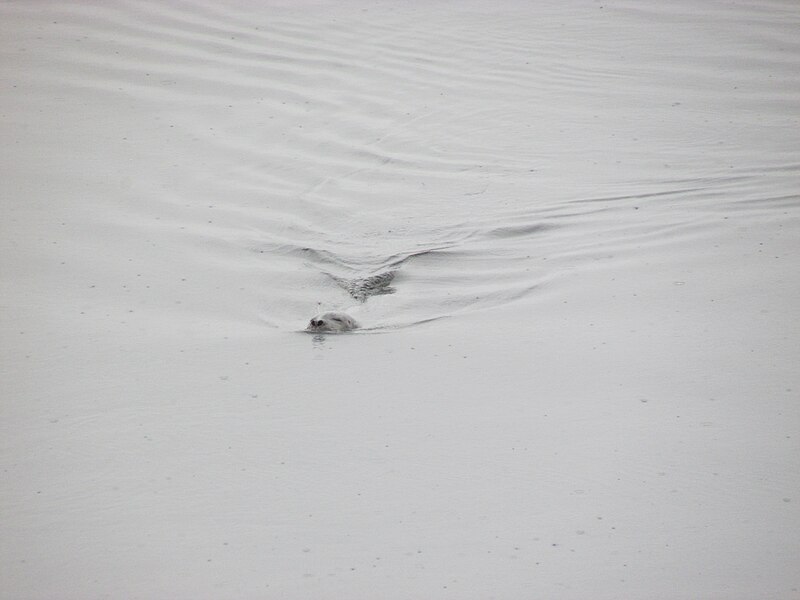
top-left (2, 0), bottom-right (798, 597)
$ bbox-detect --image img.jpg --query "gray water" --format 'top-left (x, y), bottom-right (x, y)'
top-left (2, 0), bottom-right (799, 598)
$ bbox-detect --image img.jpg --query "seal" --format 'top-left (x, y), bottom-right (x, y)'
top-left (329, 271), bottom-right (396, 302)
top-left (305, 272), bottom-right (392, 333)
top-left (300, 245), bottom-right (454, 331)
top-left (306, 311), bottom-right (359, 333)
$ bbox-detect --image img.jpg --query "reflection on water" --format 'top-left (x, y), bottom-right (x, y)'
top-left (310, 333), bottom-right (327, 355)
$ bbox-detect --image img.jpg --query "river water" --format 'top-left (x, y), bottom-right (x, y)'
top-left (1, 1), bottom-right (798, 598)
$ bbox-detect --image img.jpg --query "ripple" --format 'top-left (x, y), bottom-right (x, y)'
top-left (15, 0), bottom-right (796, 332)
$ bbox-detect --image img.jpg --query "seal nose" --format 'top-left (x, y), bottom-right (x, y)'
top-left (310, 319), bottom-right (320, 327)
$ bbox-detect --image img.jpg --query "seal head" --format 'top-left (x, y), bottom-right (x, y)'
top-left (306, 312), bottom-right (359, 333)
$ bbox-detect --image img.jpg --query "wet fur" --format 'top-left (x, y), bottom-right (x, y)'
top-left (306, 311), bottom-right (359, 333)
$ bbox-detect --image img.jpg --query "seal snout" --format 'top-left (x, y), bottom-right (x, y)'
top-left (306, 311), bottom-right (359, 333)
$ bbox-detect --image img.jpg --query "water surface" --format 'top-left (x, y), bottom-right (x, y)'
top-left (1, 1), bottom-right (798, 598)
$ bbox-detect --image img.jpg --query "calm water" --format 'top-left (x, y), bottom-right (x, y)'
top-left (2, 0), bottom-right (798, 598)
